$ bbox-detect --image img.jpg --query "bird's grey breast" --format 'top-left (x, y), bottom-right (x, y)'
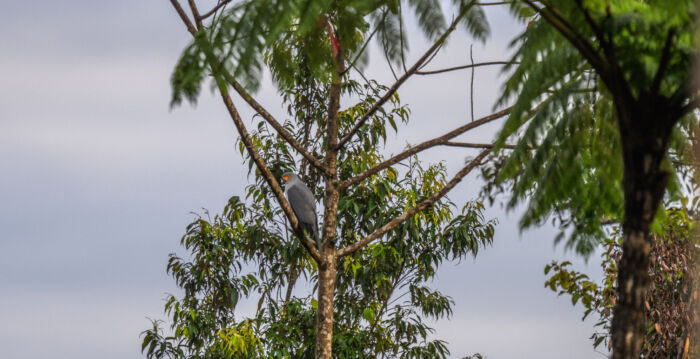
top-left (286, 184), bottom-right (316, 214)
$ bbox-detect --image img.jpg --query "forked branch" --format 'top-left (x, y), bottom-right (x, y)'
top-left (337, 149), bottom-right (492, 257)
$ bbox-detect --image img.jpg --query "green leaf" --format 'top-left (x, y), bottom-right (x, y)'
top-left (363, 307), bottom-right (375, 322)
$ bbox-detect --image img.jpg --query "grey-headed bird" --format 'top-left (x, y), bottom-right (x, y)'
top-left (281, 172), bottom-right (321, 250)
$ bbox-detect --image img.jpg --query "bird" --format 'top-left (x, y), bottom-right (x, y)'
top-left (281, 172), bottom-right (321, 250)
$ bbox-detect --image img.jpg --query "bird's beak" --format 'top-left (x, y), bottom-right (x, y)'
top-left (282, 175), bottom-right (290, 182)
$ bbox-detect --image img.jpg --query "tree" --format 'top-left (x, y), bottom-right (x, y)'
top-left (544, 201), bottom-right (699, 357)
top-left (153, 1), bottom-right (508, 357)
top-left (487, 1), bottom-right (698, 358)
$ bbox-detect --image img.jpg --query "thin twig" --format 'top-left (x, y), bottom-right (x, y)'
top-left (469, 45), bottom-right (475, 122)
top-left (199, 0), bottom-right (232, 20)
top-left (445, 142), bottom-right (516, 149)
top-left (342, 10), bottom-right (387, 76)
top-left (341, 107), bottom-right (511, 189)
top-left (416, 61), bottom-right (513, 75)
top-left (336, 13), bottom-right (467, 149)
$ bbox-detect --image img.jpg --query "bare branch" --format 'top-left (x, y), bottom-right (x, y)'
top-left (228, 80), bottom-right (330, 176)
top-left (199, 0), bottom-right (232, 20)
top-left (169, 0), bottom-right (197, 35)
top-left (416, 61), bottom-right (513, 76)
top-left (336, 13), bottom-right (468, 149)
top-left (337, 149), bottom-right (491, 257)
top-left (445, 142), bottom-right (516, 149)
top-left (341, 107), bottom-right (511, 189)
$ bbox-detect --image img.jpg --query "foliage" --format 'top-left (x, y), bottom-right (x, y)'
top-left (144, 50), bottom-right (495, 357)
top-left (168, 0), bottom-right (490, 106)
top-left (483, 0), bottom-right (698, 255)
top-left (544, 204), bottom-right (700, 357)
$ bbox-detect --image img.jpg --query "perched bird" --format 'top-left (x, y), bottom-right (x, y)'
top-left (281, 172), bottom-right (321, 250)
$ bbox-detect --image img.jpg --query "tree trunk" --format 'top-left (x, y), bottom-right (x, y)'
top-left (314, 38), bottom-right (343, 359)
top-left (315, 255), bottom-right (337, 359)
top-left (611, 104), bottom-right (673, 359)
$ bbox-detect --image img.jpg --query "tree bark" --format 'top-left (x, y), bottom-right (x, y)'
top-left (315, 255), bottom-right (337, 358)
top-left (611, 103), bottom-right (674, 359)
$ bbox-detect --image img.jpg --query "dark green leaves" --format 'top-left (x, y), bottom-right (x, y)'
top-left (488, 0), bottom-right (697, 255)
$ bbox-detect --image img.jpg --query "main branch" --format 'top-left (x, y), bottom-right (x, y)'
top-left (337, 149), bottom-right (491, 257)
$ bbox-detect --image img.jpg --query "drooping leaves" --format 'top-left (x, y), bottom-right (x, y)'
top-left (485, 0), bottom-right (698, 255)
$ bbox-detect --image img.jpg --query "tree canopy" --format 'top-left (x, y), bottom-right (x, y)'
top-left (150, 1), bottom-right (700, 358)
top-left (143, 65), bottom-right (495, 358)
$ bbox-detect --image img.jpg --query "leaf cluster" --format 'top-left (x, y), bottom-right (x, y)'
top-left (544, 202), bottom-right (700, 356)
top-left (484, 0), bottom-right (698, 255)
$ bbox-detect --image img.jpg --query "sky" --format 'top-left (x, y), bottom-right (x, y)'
top-left (0, 1), bottom-right (608, 358)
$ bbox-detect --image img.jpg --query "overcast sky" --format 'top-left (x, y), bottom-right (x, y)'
top-left (0, 1), bottom-right (608, 358)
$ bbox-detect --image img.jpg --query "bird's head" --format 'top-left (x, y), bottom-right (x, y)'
top-left (281, 172), bottom-right (297, 184)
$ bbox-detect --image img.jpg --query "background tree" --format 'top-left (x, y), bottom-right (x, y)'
top-left (154, 0), bottom-right (509, 357)
top-left (543, 201), bottom-right (699, 357)
top-left (484, 1), bottom-right (698, 357)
